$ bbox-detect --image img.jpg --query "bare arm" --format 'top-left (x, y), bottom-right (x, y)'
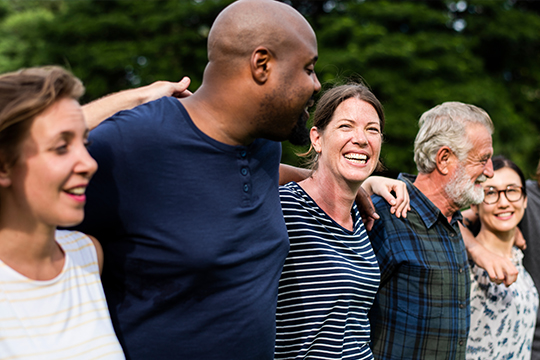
top-left (361, 176), bottom-right (410, 218)
top-left (279, 165), bottom-right (412, 230)
top-left (83, 77), bottom-right (192, 130)
top-left (278, 163), bottom-right (311, 185)
top-left (459, 218), bottom-right (518, 287)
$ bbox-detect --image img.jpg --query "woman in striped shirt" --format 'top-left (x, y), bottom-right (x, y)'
top-left (276, 83), bottom-right (404, 359)
top-left (0, 67), bottom-right (125, 359)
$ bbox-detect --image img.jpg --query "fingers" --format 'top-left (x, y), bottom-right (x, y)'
top-left (486, 260), bottom-right (519, 287)
top-left (387, 182), bottom-right (410, 219)
top-left (173, 77), bottom-right (192, 98)
top-left (503, 271), bottom-right (518, 287)
top-left (514, 228), bottom-right (527, 250)
top-left (487, 267), bottom-right (504, 285)
top-left (362, 217), bottom-right (375, 232)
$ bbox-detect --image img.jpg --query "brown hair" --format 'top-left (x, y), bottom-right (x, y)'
top-left (0, 66), bottom-right (84, 170)
top-left (302, 83), bottom-right (385, 170)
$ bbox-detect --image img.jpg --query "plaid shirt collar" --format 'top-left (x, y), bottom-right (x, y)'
top-left (398, 173), bottom-right (463, 229)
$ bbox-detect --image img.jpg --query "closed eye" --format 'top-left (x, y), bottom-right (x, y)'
top-left (54, 143), bottom-right (68, 154)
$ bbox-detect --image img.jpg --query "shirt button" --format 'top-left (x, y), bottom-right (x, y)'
top-left (240, 150), bottom-right (247, 158)
top-left (459, 268), bottom-right (464, 273)
top-left (243, 184), bottom-right (249, 192)
top-left (241, 168), bottom-right (248, 176)
top-left (459, 303), bottom-right (465, 309)
top-left (450, 233), bottom-right (455, 237)
top-left (459, 340), bottom-right (464, 346)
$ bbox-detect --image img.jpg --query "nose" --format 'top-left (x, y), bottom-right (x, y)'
top-left (76, 145), bottom-right (98, 179)
top-left (498, 190), bottom-right (511, 206)
top-left (313, 72), bottom-right (321, 94)
top-left (353, 129), bottom-right (368, 146)
top-left (484, 158), bottom-right (494, 178)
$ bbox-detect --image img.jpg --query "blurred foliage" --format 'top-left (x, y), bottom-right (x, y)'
top-left (0, 0), bottom-right (539, 178)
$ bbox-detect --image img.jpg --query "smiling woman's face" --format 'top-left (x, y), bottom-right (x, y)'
top-left (6, 98), bottom-right (97, 228)
top-left (311, 97), bottom-right (382, 185)
top-left (475, 167), bottom-right (528, 234)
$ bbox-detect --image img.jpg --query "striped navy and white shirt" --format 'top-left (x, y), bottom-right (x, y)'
top-left (275, 182), bottom-right (380, 360)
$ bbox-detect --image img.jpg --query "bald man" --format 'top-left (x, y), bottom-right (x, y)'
top-left (76, 1), bottom-right (321, 359)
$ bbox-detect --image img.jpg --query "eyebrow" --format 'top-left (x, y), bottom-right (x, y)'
top-left (485, 183), bottom-right (521, 189)
top-left (60, 131), bottom-right (75, 140)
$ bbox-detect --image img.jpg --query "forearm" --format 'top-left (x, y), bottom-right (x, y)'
top-left (82, 88), bottom-right (146, 130)
top-left (83, 77), bottom-right (191, 130)
top-left (279, 163), bottom-right (311, 185)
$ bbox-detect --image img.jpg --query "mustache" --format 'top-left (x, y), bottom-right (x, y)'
top-left (476, 174), bottom-right (488, 183)
top-left (307, 95), bottom-right (316, 108)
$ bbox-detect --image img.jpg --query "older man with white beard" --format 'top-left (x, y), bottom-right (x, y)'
top-left (367, 102), bottom-right (495, 360)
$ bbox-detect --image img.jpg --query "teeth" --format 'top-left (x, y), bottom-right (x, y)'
top-left (344, 154), bottom-right (367, 163)
top-left (65, 186), bottom-right (86, 196)
top-left (496, 212), bottom-right (513, 217)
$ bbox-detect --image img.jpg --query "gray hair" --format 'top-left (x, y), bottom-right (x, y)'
top-left (414, 101), bottom-right (494, 174)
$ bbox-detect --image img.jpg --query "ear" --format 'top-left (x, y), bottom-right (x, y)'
top-left (250, 47), bottom-right (273, 84)
top-left (470, 203), bottom-right (478, 214)
top-left (310, 127), bottom-right (322, 153)
top-left (435, 146), bottom-right (454, 175)
top-left (0, 163), bottom-right (11, 188)
top-left (523, 195), bottom-right (528, 210)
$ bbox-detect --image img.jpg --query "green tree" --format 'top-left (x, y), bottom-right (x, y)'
top-left (292, 0), bottom-right (540, 177)
top-left (0, 0), bottom-right (539, 177)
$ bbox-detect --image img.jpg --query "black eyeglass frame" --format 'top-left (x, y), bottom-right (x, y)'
top-left (482, 185), bottom-right (524, 205)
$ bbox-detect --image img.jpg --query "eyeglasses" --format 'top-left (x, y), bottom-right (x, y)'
top-left (483, 185), bottom-right (524, 205)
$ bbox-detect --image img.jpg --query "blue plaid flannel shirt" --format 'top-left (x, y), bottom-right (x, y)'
top-left (368, 173), bottom-right (470, 360)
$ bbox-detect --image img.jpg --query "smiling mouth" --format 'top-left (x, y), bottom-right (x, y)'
top-left (344, 153), bottom-right (368, 164)
top-left (64, 186), bottom-right (86, 196)
top-left (495, 212), bottom-right (513, 218)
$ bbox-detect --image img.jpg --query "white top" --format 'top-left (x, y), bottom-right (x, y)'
top-left (467, 247), bottom-right (539, 360)
top-left (0, 230), bottom-right (125, 360)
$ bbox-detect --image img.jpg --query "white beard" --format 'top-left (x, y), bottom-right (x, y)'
top-left (445, 164), bottom-right (486, 208)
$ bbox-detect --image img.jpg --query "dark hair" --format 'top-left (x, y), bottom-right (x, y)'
top-left (302, 83), bottom-right (385, 170)
top-left (467, 155), bottom-right (527, 236)
top-left (0, 66), bottom-right (84, 170)
top-left (492, 155), bottom-right (527, 197)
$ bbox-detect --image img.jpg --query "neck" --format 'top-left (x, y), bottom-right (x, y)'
top-left (414, 173), bottom-right (460, 221)
top-left (476, 227), bottom-right (514, 258)
top-left (181, 83), bottom-right (256, 146)
top-left (299, 169), bottom-right (360, 231)
top-left (0, 203), bottom-right (64, 280)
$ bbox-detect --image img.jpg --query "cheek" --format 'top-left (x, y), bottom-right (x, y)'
top-left (369, 136), bottom-right (382, 156)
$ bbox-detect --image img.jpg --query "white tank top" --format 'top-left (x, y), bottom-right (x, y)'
top-left (0, 230), bottom-right (125, 359)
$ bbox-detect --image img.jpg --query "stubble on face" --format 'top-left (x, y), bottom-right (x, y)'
top-left (287, 98), bottom-right (313, 146)
top-left (445, 162), bottom-right (487, 208)
top-left (255, 84), bottom-right (314, 145)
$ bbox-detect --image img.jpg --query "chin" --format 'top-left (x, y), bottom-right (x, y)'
top-left (55, 212), bottom-right (85, 228)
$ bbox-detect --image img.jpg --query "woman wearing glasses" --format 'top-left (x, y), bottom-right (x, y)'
top-left (465, 155), bottom-right (538, 360)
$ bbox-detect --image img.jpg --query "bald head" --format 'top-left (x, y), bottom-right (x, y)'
top-left (185, 0), bottom-right (320, 146)
top-left (207, 0), bottom-right (316, 71)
